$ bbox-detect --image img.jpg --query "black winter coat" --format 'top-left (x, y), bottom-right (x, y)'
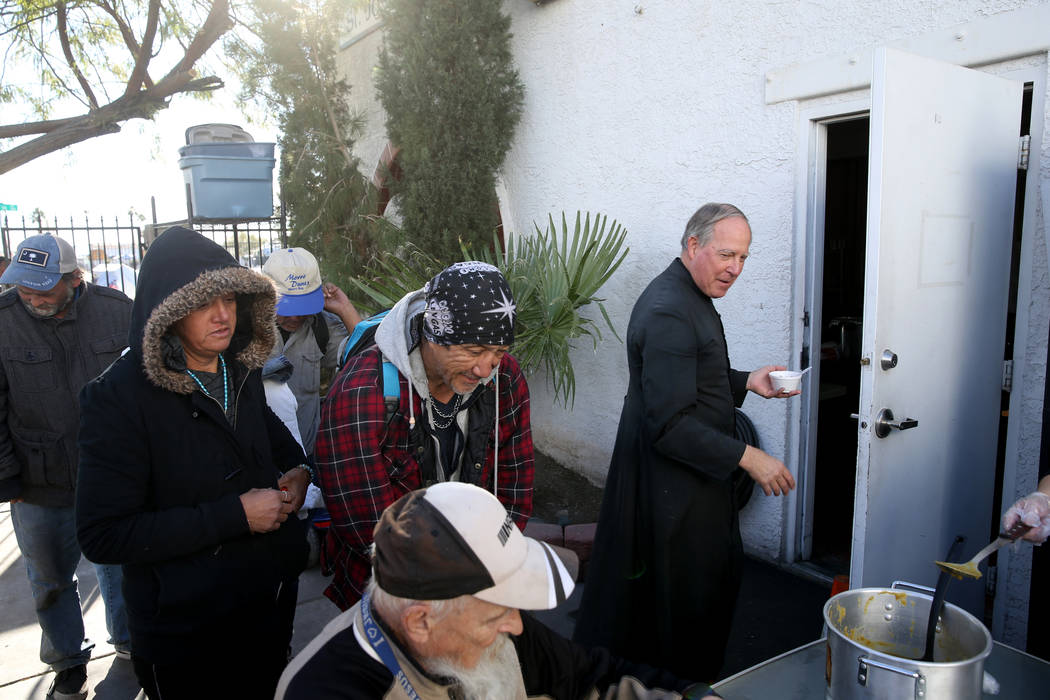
top-left (0, 283), bottom-right (131, 506)
top-left (76, 227), bottom-right (308, 664)
top-left (573, 258), bottom-right (749, 681)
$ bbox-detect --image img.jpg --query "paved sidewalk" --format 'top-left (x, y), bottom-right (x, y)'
top-left (0, 504), bottom-right (339, 700)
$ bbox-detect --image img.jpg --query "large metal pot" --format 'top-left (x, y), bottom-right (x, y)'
top-left (823, 584), bottom-right (992, 699)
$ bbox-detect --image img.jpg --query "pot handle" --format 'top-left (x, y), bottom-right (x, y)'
top-left (857, 656), bottom-right (927, 699)
top-left (891, 580), bottom-right (935, 594)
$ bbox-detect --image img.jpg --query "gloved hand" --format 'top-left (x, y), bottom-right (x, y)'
top-left (1001, 491), bottom-right (1050, 544)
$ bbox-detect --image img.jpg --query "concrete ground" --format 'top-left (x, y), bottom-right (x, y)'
top-left (0, 503), bottom-right (337, 700)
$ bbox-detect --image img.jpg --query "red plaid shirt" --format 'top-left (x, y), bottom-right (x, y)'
top-left (316, 345), bottom-right (535, 610)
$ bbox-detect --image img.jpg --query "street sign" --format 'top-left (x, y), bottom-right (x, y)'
top-left (0, 203), bottom-right (17, 211)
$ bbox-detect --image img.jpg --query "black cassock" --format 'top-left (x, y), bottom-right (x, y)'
top-left (574, 258), bottom-right (749, 681)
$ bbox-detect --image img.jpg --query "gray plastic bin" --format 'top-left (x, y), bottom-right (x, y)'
top-left (178, 143), bottom-right (276, 219)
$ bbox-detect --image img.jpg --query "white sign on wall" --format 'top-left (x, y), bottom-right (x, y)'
top-left (341, 1), bottom-right (383, 49)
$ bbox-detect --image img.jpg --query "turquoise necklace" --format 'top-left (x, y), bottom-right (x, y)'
top-left (186, 354), bottom-right (228, 413)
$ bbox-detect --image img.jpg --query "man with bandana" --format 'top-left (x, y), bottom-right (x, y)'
top-left (0, 234), bottom-right (132, 700)
top-left (316, 261), bottom-right (534, 610)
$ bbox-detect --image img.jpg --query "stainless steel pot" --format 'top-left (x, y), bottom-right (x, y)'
top-left (823, 583), bottom-right (991, 699)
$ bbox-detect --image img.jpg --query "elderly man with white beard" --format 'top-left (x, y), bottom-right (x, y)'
top-left (276, 482), bottom-right (721, 699)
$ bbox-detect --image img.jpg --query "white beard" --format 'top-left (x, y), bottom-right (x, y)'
top-left (20, 283), bottom-right (74, 318)
top-left (425, 634), bottom-right (522, 700)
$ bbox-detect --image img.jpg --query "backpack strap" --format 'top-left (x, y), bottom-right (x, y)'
top-left (381, 358), bottom-right (400, 420)
top-left (311, 311), bottom-right (330, 353)
top-left (338, 309), bottom-right (390, 368)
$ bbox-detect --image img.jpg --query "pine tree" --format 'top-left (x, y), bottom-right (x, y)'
top-left (375, 0), bottom-right (524, 258)
top-left (230, 0), bottom-right (380, 283)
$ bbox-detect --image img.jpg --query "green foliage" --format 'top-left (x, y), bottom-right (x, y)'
top-left (1, 1), bottom-right (214, 118)
top-left (349, 212), bottom-right (629, 406)
top-left (0, 1), bottom-right (231, 174)
top-left (374, 0), bottom-right (524, 259)
top-left (229, 0), bottom-right (381, 282)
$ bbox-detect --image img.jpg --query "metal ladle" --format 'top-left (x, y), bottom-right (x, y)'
top-left (935, 522), bottom-right (1032, 580)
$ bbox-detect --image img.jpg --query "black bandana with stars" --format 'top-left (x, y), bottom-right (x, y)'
top-left (421, 261), bottom-right (516, 346)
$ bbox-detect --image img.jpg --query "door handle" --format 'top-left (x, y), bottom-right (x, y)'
top-left (874, 408), bottom-right (919, 438)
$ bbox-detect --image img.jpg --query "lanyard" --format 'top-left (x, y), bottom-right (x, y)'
top-left (360, 591), bottom-right (423, 700)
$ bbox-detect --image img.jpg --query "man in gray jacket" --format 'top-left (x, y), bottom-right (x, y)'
top-left (262, 247), bottom-right (360, 457)
top-left (0, 234), bottom-right (132, 700)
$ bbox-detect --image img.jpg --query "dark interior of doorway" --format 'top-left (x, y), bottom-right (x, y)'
top-left (809, 117), bottom-right (869, 577)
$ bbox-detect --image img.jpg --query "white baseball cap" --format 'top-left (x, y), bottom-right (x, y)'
top-left (373, 482), bottom-right (578, 610)
top-left (262, 247), bottom-right (324, 316)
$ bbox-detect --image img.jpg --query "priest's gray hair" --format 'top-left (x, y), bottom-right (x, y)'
top-left (681, 202), bottom-right (748, 249)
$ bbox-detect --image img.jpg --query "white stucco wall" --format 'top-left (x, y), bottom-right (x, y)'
top-left (336, 0), bottom-right (1049, 645)
top-left (338, 23), bottom-right (389, 183)
top-left (500, 0), bottom-right (1049, 564)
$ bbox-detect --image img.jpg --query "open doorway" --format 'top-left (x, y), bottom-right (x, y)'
top-left (807, 117), bottom-right (869, 577)
top-left (805, 85), bottom-right (1032, 593)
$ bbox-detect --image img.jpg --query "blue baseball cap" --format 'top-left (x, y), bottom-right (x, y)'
top-left (0, 234), bottom-right (78, 291)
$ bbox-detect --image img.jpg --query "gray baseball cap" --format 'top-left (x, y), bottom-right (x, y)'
top-left (0, 234), bottom-right (78, 290)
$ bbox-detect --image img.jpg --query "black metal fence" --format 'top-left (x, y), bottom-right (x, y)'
top-left (1, 214), bottom-right (287, 299)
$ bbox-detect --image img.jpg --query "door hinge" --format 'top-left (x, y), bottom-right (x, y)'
top-left (1002, 359), bottom-right (1013, 392)
top-left (1018, 135), bottom-right (1031, 171)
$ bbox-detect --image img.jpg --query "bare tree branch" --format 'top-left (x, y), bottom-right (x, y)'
top-left (0, 75), bottom-right (222, 174)
top-left (157, 0), bottom-right (232, 90)
top-left (96, 0), bottom-right (145, 58)
top-left (0, 1), bottom-right (233, 175)
top-left (0, 117), bottom-right (83, 139)
top-left (55, 1), bottom-right (99, 109)
top-left (125, 0), bottom-right (160, 96)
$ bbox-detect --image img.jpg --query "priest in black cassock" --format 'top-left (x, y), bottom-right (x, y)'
top-left (574, 203), bottom-right (797, 681)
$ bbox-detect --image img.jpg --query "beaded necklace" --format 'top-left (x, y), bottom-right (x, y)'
top-left (186, 354), bottom-right (228, 413)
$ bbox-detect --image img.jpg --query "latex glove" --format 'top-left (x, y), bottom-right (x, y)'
top-left (1001, 491), bottom-right (1050, 544)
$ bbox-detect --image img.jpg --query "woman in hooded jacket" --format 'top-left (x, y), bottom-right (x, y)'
top-left (76, 227), bottom-right (311, 698)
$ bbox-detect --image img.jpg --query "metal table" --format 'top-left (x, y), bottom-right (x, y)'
top-left (712, 639), bottom-right (1050, 698)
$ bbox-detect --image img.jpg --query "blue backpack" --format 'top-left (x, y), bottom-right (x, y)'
top-left (338, 310), bottom-right (400, 417)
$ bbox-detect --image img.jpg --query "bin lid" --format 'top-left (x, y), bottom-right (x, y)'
top-left (185, 123), bottom-right (254, 145)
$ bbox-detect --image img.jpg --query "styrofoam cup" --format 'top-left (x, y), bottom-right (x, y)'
top-left (769, 370), bottom-right (802, 393)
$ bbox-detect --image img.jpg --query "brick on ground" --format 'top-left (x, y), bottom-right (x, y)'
top-left (564, 523), bottom-right (597, 581)
top-left (523, 521), bottom-right (564, 547)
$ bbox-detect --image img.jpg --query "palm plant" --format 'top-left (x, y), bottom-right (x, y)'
top-left (345, 211), bottom-right (629, 406)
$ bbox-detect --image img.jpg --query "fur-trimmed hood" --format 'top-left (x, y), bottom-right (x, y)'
top-left (130, 226), bottom-right (276, 394)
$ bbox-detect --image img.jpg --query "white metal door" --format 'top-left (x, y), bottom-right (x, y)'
top-left (852, 48), bottom-right (1021, 614)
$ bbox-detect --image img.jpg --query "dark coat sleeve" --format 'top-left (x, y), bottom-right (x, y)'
top-left (0, 350), bottom-right (21, 501)
top-left (75, 363), bottom-right (249, 565)
top-left (638, 304), bottom-right (747, 481)
top-left (516, 613), bottom-right (712, 698)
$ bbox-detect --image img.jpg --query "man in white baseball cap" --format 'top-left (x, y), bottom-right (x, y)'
top-left (276, 482), bottom-right (720, 699)
top-left (262, 247), bottom-right (361, 457)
